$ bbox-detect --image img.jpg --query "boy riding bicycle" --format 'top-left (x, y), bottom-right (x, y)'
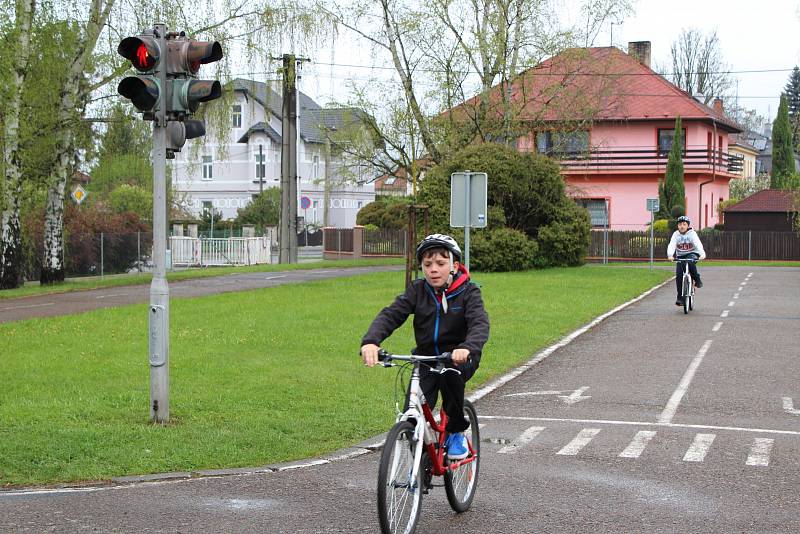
top-left (361, 234), bottom-right (490, 459)
top-left (667, 215), bottom-right (706, 306)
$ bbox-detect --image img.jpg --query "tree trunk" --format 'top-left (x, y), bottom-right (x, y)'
top-left (39, 0), bottom-right (114, 284)
top-left (0, 0), bottom-right (36, 290)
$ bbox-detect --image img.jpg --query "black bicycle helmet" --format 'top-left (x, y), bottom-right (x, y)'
top-left (415, 234), bottom-right (462, 263)
top-left (677, 215), bottom-right (691, 225)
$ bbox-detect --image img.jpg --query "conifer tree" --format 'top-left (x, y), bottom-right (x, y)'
top-left (771, 94), bottom-right (795, 189)
top-left (663, 116), bottom-right (686, 216)
top-left (784, 67), bottom-right (800, 148)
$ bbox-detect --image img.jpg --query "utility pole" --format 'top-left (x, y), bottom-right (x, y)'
top-left (323, 132), bottom-right (332, 227)
top-left (279, 54), bottom-right (298, 263)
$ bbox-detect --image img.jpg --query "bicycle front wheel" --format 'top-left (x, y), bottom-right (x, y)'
top-left (377, 421), bottom-right (422, 534)
top-left (683, 277), bottom-right (690, 314)
top-left (444, 400), bottom-right (480, 513)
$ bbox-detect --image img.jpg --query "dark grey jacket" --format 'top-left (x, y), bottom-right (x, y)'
top-left (361, 266), bottom-right (490, 361)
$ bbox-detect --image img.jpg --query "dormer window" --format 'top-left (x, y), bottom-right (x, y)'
top-left (232, 104), bottom-right (242, 128)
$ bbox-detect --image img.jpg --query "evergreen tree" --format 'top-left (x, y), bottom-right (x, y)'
top-left (663, 116), bottom-right (686, 217)
top-left (771, 94), bottom-right (795, 189)
top-left (784, 67), bottom-right (800, 148)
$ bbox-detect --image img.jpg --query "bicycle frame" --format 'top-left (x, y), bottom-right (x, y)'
top-left (393, 358), bottom-right (477, 482)
top-left (676, 259), bottom-right (697, 298)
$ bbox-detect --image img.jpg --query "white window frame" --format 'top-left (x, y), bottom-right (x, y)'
top-left (232, 104), bottom-right (242, 128)
top-left (202, 155), bottom-right (213, 180)
top-left (255, 146), bottom-right (266, 180)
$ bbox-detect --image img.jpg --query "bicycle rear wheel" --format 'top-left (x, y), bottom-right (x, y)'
top-left (444, 400), bottom-right (480, 512)
top-left (377, 421), bottom-right (422, 534)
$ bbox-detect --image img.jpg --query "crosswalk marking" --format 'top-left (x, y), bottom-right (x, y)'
top-left (746, 438), bottom-right (774, 466)
top-left (497, 426), bottom-right (545, 454)
top-left (683, 433), bottom-right (716, 462)
top-left (556, 428), bottom-right (601, 456)
top-left (618, 430), bottom-right (657, 458)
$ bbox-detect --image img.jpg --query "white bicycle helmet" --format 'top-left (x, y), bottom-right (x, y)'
top-left (677, 215), bottom-right (691, 225)
top-left (415, 234), bottom-right (462, 263)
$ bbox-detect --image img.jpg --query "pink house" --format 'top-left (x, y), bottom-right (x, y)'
top-left (463, 43), bottom-right (742, 230)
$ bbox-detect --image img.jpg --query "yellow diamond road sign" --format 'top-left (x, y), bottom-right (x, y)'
top-left (71, 185), bottom-right (87, 205)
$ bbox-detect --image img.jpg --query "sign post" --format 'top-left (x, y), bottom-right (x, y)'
top-left (450, 171), bottom-right (487, 270)
top-left (646, 198), bottom-right (660, 271)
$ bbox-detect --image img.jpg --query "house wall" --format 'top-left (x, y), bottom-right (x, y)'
top-left (591, 120), bottom-right (727, 152)
top-left (172, 90), bottom-right (375, 227)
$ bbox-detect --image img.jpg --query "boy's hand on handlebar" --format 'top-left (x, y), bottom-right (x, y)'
top-left (452, 348), bottom-right (470, 365)
top-left (361, 344), bottom-right (381, 367)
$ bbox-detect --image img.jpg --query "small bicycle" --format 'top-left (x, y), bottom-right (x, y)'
top-left (374, 349), bottom-right (480, 534)
top-left (675, 257), bottom-right (699, 314)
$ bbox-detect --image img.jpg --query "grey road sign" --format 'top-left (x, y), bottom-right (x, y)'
top-left (647, 198), bottom-right (660, 212)
top-left (450, 171), bottom-right (488, 228)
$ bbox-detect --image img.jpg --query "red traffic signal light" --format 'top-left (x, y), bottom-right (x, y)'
top-left (118, 36), bottom-right (160, 72)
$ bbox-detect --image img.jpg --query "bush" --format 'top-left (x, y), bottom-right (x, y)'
top-left (469, 227), bottom-right (538, 272)
top-left (419, 143), bottom-right (590, 267)
top-left (235, 188), bottom-right (280, 232)
top-left (108, 184), bottom-right (151, 220)
top-left (652, 219), bottom-right (669, 233)
top-left (536, 200), bottom-right (591, 267)
top-left (356, 196), bottom-right (412, 229)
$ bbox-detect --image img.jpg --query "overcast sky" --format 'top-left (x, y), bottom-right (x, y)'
top-left (293, 0), bottom-right (800, 124)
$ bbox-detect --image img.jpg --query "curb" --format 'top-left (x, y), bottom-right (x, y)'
top-left (1, 278), bottom-right (673, 496)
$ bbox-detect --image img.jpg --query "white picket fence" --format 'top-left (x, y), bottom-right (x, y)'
top-left (169, 236), bottom-right (272, 267)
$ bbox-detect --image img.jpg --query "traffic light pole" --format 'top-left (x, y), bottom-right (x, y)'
top-left (149, 23), bottom-right (170, 423)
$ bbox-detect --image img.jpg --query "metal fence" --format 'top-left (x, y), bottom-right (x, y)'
top-left (590, 229), bottom-right (800, 261)
top-left (170, 236), bottom-right (272, 267)
top-left (363, 228), bottom-right (407, 256)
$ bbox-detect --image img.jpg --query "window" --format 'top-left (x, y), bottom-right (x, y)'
top-left (384, 176), bottom-right (396, 185)
top-left (575, 198), bottom-right (608, 227)
top-left (202, 155), bottom-right (213, 180)
top-left (658, 128), bottom-right (686, 155)
top-left (536, 131), bottom-right (589, 156)
top-left (255, 146), bottom-right (266, 180)
top-left (313, 155), bottom-right (319, 180)
top-left (232, 104), bottom-right (242, 128)
top-left (202, 200), bottom-right (213, 214)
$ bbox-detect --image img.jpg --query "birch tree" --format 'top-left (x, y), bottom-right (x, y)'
top-left (0, 0), bottom-right (36, 289)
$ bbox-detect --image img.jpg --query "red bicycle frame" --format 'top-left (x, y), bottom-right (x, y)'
top-left (421, 403), bottom-right (477, 476)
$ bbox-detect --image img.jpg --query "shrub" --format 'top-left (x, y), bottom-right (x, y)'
top-left (652, 219), bottom-right (669, 233)
top-left (535, 200), bottom-right (591, 267)
top-left (469, 227), bottom-right (538, 272)
top-left (235, 188), bottom-right (280, 232)
top-left (356, 196), bottom-right (411, 229)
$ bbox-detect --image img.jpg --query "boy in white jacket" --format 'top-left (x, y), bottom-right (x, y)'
top-left (667, 215), bottom-right (706, 306)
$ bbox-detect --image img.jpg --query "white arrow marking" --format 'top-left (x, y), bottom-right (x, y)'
top-left (782, 397), bottom-right (800, 415)
top-left (558, 386), bottom-right (592, 405)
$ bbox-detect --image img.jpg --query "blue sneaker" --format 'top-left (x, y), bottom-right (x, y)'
top-left (445, 433), bottom-right (469, 460)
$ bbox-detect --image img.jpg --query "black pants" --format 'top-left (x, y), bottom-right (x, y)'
top-left (675, 261), bottom-right (701, 296)
top-left (407, 358), bottom-right (478, 434)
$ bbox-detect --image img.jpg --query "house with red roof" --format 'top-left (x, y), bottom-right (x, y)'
top-left (453, 42), bottom-right (742, 230)
top-left (723, 189), bottom-right (798, 231)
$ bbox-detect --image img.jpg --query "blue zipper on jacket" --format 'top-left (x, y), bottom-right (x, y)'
top-left (425, 284), bottom-right (442, 355)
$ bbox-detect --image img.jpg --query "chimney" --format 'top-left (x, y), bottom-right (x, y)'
top-left (627, 41), bottom-right (651, 68)
top-left (713, 97), bottom-right (724, 113)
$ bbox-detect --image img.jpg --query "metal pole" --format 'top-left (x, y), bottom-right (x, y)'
top-left (748, 230), bottom-right (752, 261)
top-left (149, 23), bottom-right (170, 423)
top-left (137, 231), bottom-right (141, 273)
top-left (100, 232), bottom-right (104, 278)
top-left (210, 209), bottom-right (214, 238)
top-left (279, 54), bottom-right (299, 263)
top-left (649, 211), bottom-right (654, 270)
top-left (463, 172), bottom-right (471, 270)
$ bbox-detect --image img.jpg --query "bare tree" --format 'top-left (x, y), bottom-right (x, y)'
top-left (666, 28), bottom-right (733, 104)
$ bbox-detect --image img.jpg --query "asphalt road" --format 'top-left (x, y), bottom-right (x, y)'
top-left (2, 266), bottom-right (799, 533)
top-left (0, 265), bottom-right (402, 323)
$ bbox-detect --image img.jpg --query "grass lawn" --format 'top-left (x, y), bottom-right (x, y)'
top-left (0, 265), bottom-right (671, 487)
top-left (0, 258), bottom-right (404, 300)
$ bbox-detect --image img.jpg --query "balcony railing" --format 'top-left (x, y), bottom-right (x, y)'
top-left (546, 147), bottom-right (743, 174)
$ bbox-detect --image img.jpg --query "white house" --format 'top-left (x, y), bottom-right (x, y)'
top-left (172, 78), bottom-right (376, 227)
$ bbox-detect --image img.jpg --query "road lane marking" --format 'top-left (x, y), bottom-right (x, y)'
top-left (741, 281), bottom-right (747, 285)
top-left (738, 286), bottom-right (744, 291)
top-left (783, 397), bottom-right (800, 415)
top-left (683, 433), bottom-right (716, 462)
top-left (712, 322), bottom-right (723, 332)
top-left (733, 293), bottom-right (739, 299)
top-left (95, 293), bottom-right (128, 300)
top-left (556, 428), bottom-right (601, 456)
top-left (1, 302), bottom-right (55, 311)
top-left (658, 340), bottom-right (714, 424)
top-left (497, 426), bottom-right (545, 454)
top-left (479, 415), bottom-right (800, 436)
top-left (721, 310), bottom-right (729, 317)
top-left (728, 301), bottom-right (735, 307)
top-left (619, 430), bottom-right (657, 458)
top-left (746, 438), bottom-right (774, 466)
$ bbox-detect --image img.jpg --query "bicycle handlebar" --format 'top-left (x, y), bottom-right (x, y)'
top-left (377, 349), bottom-right (453, 364)
top-left (672, 257), bottom-right (699, 262)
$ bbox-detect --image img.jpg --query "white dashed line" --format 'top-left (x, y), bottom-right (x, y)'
top-left (658, 340), bottom-right (714, 424)
top-left (497, 426), bottom-right (545, 454)
top-left (733, 293), bottom-right (739, 299)
top-left (721, 310), bottom-right (730, 318)
top-left (746, 438), bottom-right (774, 466)
top-left (712, 322), bottom-right (723, 332)
top-left (683, 433), bottom-right (716, 462)
top-left (0, 302), bottom-right (54, 311)
top-left (95, 293), bottom-right (128, 300)
top-left (738, 286), bottom-right (744, 291)
top-left (728, 301), bottom-right (735, 307)
top-left (556, 428), bottom-right (601, 456)
top-left (619, 430), bottom-right (657, 458)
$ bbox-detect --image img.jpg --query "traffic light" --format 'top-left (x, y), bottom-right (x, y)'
top-left (165, 36), bottom-right (223, 118)
top-left (117, 32), bottom-right (162, 119)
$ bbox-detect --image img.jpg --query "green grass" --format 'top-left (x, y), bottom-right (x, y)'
top-left (0, 258), bottom-right (404, 300)
top-left (595, 260), bottom-right (800, 267)
top-left (0, 265), bottom-right (671, 487)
